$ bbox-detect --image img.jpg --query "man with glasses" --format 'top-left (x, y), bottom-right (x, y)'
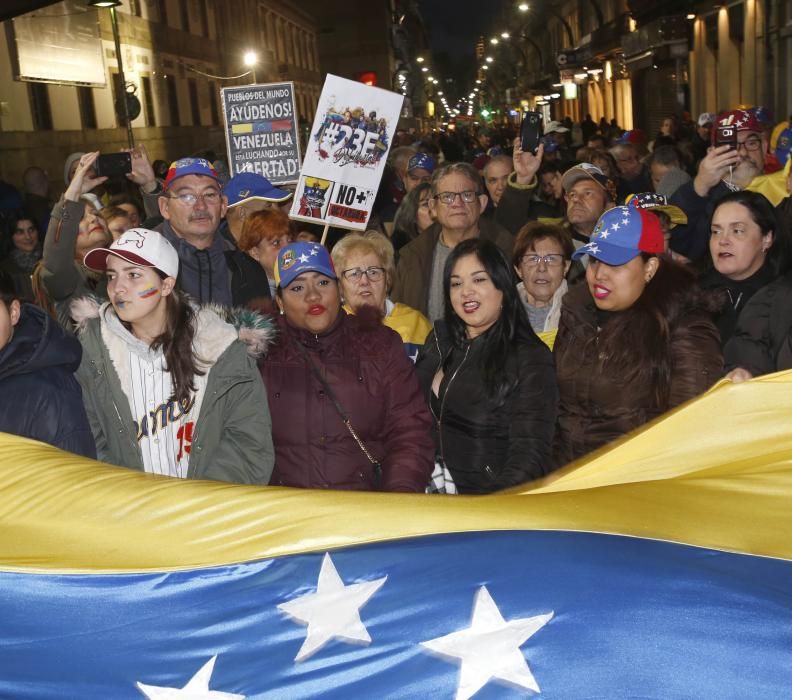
top-left (392, 162), bottom-right (513, 320)
top-left (669, 109), bottom-right (773, 262)
top-left (129, 148), bottom-right (270, 306)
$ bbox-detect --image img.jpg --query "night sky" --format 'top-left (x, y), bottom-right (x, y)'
top-left (418, 0), bottom-right (505, 99)
top-left (418, 0), bottom-right (499, 59)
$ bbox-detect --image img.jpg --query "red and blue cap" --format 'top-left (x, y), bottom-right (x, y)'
top-left (274, 241), bottom-right (336, 289)
top-left (163, 158), bottom-right (219, 190)
top-left (224, 172), bottom-right (292, 207)
top-left (572, 202), bottom-right (665, 265)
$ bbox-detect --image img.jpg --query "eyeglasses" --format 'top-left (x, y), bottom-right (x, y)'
top-left (342, 266), bottom-right (385, 283)
top-left (521, 253), bottom-right (565, 267)
top-left (736, 136), bottom-right (762, 153)
top-left (434, 190), bottom-right (478, 205)
top-left (166, 191), bottom-right (222, 206)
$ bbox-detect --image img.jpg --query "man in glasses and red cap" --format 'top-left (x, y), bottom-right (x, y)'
top-left (127, 146), bottom-right (270, 307)
top-left (668, 109), bottom-right (775, 263)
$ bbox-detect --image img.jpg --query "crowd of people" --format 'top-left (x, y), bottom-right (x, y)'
top-left (1, 105), bottom-right (792, 495)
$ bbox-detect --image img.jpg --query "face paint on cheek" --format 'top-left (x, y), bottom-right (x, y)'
top-left (138, 286), bottom-right (159, 300)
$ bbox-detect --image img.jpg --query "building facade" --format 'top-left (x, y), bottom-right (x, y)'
top-left (0, 0), bottom-right (322, 189)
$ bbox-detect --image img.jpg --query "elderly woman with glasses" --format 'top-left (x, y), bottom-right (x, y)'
top-left (332, 231), bottom-right (431, 361)
top-left (512, 222), bottom-right (574, 346)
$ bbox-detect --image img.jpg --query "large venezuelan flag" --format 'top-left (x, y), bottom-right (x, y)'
top-left (2, 372), bottom-right (792, 698)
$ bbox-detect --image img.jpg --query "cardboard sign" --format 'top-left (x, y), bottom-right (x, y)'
top-left (221, 82), bottom-right (301, 185)
top-left (289, 74), bottom-right (403, 231)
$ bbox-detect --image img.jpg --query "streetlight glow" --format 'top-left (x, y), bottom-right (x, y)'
top-left (501, 31), bottom-right (510, 39)
top-left (518, 2), bottom-right (529, 11)
top-left (243, 51), bottom-right (257, 67)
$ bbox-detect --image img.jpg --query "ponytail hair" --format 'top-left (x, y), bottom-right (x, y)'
top-left (148, 279), bottom-right (204, 404)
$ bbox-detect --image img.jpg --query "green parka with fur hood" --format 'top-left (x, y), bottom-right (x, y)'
top-left (71, 297), bottom-right (275, 485)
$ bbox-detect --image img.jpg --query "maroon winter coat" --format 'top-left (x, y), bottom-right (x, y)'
top-left (261, 308), bottom-right (434, 491)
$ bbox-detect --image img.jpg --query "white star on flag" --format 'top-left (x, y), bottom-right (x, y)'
top-left (588, 244), bottom-right (600, 254)
top-left (136, 656), bottom-right (244, 699)
top-left (278, 553), bottom-right (387, 662)
top-left (310, 247), bottom-right (320, 256)
top-left (610, 222), bottom-right (621, 231)
top-left (298, 253), bottom-right (310, 263)
top-left (599, 228), bottom-right (610, 239)
top-left (421, 586), bottom-right (553, 700)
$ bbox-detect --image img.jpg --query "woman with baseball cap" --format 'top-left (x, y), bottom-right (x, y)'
top-left (261, 240), bottom-right (434, 491)
top-left (71, 227), bottom-right (275, 484)
top-left (553, 202), bottom-right (723, 465)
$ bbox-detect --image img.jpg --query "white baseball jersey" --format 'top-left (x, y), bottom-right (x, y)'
top-left (125, 349), bottom-right (195, 478)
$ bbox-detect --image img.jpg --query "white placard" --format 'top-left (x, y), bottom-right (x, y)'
top-left (289, 74), bottom-right (403, 231)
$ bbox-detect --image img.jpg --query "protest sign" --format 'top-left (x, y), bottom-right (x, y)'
top-left (289, 74), bottom-right (403, 231)
top-left (221, 82), bottom-right (301, 184)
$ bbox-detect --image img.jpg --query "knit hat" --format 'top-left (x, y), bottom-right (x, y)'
top-left (83, 228), bottom-right (179, 279)
top-left (64, 152), bottom-right (86, 186)
top-left (274, 241), bottom-right (336, 289)
top-left (572, 202), bottom-right (665, 265)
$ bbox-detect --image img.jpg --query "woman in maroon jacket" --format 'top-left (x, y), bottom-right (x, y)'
top-left (260, 241), bottom-right (434, 491)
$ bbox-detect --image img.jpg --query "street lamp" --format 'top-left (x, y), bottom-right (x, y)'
top-left (87, 0), bottom-right (134, 147)
top-left (243, 51), bottom-right (258, 84)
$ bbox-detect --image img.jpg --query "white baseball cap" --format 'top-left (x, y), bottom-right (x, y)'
top-left (545, 120), bottom-right (570, 134)
top-left (83, 228), bottom-right (179, 279)
top-left (697, 112), bottom-right (716, 127)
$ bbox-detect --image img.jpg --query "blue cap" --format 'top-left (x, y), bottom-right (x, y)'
top-left (164, 158), bottom-right (218, 190)
top-left (407, 153), bottom-right (436, 174)
top-left (541, 136), bottom-right (559, 153)
top-left (274, 242), bottom-right (336, 289)
top-left (224, 172), bottom-right (292, 208)
top-left (572, 203), bottom-right (665, 266)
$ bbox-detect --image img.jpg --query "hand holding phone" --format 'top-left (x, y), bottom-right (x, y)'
top-left (95, 152), bottom-right (133, 178)
top-left (713, 124), bottom-right (737, 150)
top-left (520, 112), bottom-right (544, 154)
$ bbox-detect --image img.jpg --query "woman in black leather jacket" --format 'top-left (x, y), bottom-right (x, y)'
top-left (415, 238), bottom-right (558, 493)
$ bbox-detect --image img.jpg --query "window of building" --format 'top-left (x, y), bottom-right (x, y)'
top-left (141, 76), bottom-right (156, 126)
top-left (198, 0), bottom-right (209, 37)
top-left (156, 0), bottom-right (168, 26)
top-left (128, 0), bottom-right (141, 17)
top-left (77, 86), bottom-right (97, 129)
top-left (28, 82), bottom-right (53, 130)
top-left (188, 78), bottom-right (200, 126)
top-left (166, 77), bottom-right (180, 126)
top-left (179, 0), bottom-right (190, 33)
top-left (208, 80), bottom-right (219, 126)
top-left (704, 14), bottom-right (718, 52)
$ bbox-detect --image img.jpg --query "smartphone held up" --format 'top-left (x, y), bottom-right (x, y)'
top-left (520, 112), bottom-right (544, 154)
top-left (95, 152), bottom-right (132, 179)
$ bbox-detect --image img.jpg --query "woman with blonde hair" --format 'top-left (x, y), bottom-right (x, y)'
top-left (331, 230), bottom-right (431, 360)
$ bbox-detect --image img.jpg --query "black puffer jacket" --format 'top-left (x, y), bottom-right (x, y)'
top-left (725, 273), bottom-right (792, 375)
top-left (0, 303), bottom-right (95, 457)
top-left (415, 320), bottom-right (558, 493)
top-left (699, 261), bottom-right (778, 347)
